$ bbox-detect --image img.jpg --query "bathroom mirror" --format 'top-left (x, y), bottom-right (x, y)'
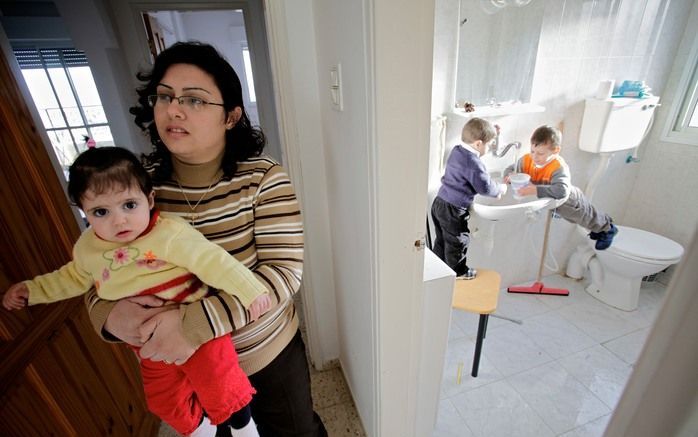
top-left (456, 0), bottom-right (546, 107)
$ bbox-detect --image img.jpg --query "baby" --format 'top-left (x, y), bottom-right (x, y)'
top-left (3, 147), bottom-right (268, 437)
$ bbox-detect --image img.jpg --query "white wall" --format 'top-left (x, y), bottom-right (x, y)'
top-left (263, 0), bottom-right (339, 371)
top-left (431, 0), bottom-right (697, 288)
top-left (310, 0), bottom-right (436, 434)
top-left (311, 0), bottom-right (377, 429)
top-left (623, 1), bottom-right (698, 248)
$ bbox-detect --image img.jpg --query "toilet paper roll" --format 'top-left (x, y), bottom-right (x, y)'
top-left (595, 80), bottom-right (614, 100)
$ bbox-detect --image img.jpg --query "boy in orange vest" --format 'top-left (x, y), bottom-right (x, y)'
top-left (504, 125), bottom-right (617, 250)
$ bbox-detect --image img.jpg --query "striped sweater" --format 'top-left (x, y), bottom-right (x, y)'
top-left (86, 155), bottom-right (304, 375)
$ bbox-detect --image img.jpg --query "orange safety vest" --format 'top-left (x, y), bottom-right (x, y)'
top-left (520, 154), bottom-right (565, 185)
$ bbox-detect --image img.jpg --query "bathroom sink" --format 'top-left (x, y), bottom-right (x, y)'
top-left (470, 185), bottom-right (565, 221)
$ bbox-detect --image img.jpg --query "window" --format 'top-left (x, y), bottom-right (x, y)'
top-left (662, 28), bottom-right (698, 146)
top-left (242, 47), bottom-right (256, 103)
top-left (13, 48), bottom-right (114, 172)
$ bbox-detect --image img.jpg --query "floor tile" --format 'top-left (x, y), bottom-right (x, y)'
top-left (310, 366), bottom-right (354, 409)
top-left (432, 399), bottom-right (474, 437)
top-left (521, 311), bottom-right (597, 359)
top-left (440, 337), bottom-right (504, 399)
top-left (451, 380), bottom-right (555, 437)
top-left (602, 327), bottom-right (652, 365)
top-left (558, 345), bottom-right (633, 409)
top-left (507, 361), bottom-right (611, 434)
top-left (556, 300), bottom-right (643, 343)
top-left (435, 275), bottom-right (666, 437)
top-left (317, 401), bottom-right (366, 437)
top-left (628, 282), bottom-right (668, 328)
top-left (558, 414), bottom-right (611, 437)
top-left (480, 323), bottom-right (555, 377)
top-left (447, 310), bottom-right (470, 341)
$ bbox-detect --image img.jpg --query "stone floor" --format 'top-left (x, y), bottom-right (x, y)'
top-left (434, 273), bottom-right (669, 437)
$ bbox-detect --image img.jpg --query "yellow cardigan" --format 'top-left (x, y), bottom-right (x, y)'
top-left (25, 211), bottom-right (267, 308)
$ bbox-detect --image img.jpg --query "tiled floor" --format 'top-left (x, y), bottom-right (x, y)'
top-left (433, 273), bottom-right (668, 437)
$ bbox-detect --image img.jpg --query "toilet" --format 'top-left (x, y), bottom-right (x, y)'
top-left (565, 94), bottom-right (684, 311)
top-left (567, 226), bottom-right (683, 311)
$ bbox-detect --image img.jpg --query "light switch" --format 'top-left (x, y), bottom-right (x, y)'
top-left (330, 64), bottom-right (343, 111)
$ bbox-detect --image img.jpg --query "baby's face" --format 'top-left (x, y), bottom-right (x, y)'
top-left (530, 142), bottom-right (559, 167)
top-left (81, 185), bottom-right (154, 243)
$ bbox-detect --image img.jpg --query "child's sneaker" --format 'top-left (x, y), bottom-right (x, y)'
top-left (588, 230), bottom-right (604, 240)
top-left (594, 224), bottom-right (618, 250)
top-left (457, 268), bottom-right (477, 280)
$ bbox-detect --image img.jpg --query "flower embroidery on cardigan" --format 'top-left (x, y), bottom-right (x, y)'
top-left (103, 247), bottom-right (140, 271)
top-left (136, 250), bottom-right (166, 270)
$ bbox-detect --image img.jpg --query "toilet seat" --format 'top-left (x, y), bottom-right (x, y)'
top-left (603, 226), bottom-right (684, 264)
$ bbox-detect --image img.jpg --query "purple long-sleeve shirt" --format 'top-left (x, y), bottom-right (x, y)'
top-left (437, 144), bottom-right (502, 208)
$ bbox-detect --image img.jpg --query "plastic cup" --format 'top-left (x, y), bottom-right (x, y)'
top-left (509, 173), bottom-right (531, 199)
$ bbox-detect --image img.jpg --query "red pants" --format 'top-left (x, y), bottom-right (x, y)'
top-left (137, 336), bottom-right (255, 435)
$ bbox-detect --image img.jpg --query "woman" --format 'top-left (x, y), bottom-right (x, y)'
top-left (85, 42), bottom-right (327, 437)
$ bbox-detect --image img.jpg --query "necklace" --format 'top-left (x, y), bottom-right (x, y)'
top-left (174, 176), bottom-right (217, 225)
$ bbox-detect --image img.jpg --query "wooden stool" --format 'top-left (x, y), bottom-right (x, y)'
top-left (452, 269), bottom-right (500, 377)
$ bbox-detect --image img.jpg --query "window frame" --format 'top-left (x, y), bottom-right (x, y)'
top-left (13, 47), bottom-right (113, 170)
top-left (661, 24), bottom-right (698, 146)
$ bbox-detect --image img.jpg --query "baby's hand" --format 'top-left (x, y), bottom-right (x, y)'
top-left (517, 184), bottom-right (537, 197)
top-left (3, 283), bottom-right (29, 311)
top-left (248, 294), bottom-right (272, 321)
top-left (503, 174), bottom-right (511, 184)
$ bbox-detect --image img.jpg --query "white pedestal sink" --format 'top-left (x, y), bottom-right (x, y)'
top-left (471, 183), bottom-right (567, 221)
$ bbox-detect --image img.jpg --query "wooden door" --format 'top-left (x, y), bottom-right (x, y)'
top-left (0, 46), bottom-right (159, 436)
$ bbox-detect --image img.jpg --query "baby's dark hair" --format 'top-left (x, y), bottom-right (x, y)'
top-left (531, 125), bottom-right (562, 148)
top-left (461, 117), bottom-right (497, 145)
top-left (68, 147), bottom-right (152, 208)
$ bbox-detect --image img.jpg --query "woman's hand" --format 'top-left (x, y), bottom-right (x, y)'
top-left (104, 295), bottom-right (169, 346)
top-left (138, 309), bottom-right (197, 365)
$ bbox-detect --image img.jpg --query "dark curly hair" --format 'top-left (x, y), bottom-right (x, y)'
top-left (130, 41), bottom-right (266, 182)
top-left (68, 147), bottom-right (152, 208)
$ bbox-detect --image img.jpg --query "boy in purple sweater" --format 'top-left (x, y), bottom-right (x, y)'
top-left (431, 118), bottom-right (506, 279)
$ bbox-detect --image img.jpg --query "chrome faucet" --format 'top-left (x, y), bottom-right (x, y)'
top-left (490, 140), bottom-right (522, 158)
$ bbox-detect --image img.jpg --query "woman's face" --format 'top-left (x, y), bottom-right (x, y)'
top-left (153, 63), bottom-right (241, 164)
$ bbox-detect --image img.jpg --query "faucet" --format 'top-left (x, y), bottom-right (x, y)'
top-left (490, 140), bottom-right (522, 158)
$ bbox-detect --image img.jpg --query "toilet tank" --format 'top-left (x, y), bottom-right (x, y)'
top-left (578, 96), bottom-right (660, 153)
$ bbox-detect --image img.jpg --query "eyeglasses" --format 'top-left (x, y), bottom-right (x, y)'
top-left (147, 94), bottom-right (225, 112)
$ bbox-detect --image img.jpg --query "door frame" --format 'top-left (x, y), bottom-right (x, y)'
top-left (106, 0), bottom-right (283, 163)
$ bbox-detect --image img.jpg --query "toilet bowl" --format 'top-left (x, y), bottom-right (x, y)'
top-left (567, 225), bottom-right (683, 311)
